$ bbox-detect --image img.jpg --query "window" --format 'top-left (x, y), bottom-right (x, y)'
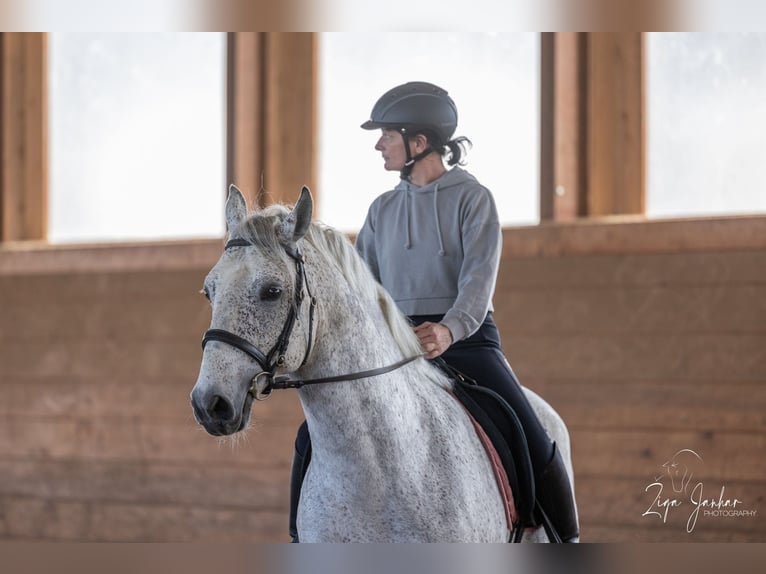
top-left (646, 33), bottom-right (766, 218)
top-left (317, 33), bottom-right (540, 231)
top-left (48, 33), bottom-right (226, 243)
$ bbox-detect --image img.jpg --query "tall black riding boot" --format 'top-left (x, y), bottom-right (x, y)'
top-left (534, 442), bottom-right (580, 542)
top-left (288, 421), bottom-right (312, 543)
top-left (287, 448), bottom-right (305, 543)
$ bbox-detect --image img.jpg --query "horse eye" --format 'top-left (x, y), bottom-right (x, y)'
top-left (260, 285), bottom-right (283, 301)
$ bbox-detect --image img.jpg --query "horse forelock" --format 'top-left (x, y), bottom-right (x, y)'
top-left (228, 205), bottom-right (292, 262)
top-left (231, 204), bottom-right (423, 360)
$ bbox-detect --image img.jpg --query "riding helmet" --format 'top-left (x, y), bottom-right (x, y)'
top-left (360, 81), bottom-right (458, 144)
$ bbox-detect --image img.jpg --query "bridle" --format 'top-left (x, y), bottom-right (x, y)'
top-left (201, 238), bottom-right (421, 400)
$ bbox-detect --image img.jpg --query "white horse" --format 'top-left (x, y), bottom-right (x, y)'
top-left (191, 185), bottom-right (577, 542)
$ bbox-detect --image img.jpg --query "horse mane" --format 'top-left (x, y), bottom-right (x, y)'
top-left (231, 204), bottom-right (424, 360)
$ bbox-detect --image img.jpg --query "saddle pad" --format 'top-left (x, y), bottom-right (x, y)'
top-left (449, 378), bottom-right (536, 529)
top-left (451, 390), bottom-right (517, 532)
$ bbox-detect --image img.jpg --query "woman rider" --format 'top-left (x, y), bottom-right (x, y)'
top-left (289, 81), bottom-right (578, 542)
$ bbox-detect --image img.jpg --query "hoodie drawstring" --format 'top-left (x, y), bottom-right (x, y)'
top-left (404, 187), bottom-right (412, 249)
top-left (432, 183), bottom-right (446, 256)
top-left (402, 182), bottom-right (446, 256)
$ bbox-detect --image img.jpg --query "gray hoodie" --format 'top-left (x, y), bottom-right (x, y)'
top-left (355, 167), bottom-right (502, 342)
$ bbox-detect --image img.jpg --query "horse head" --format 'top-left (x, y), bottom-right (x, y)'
top-left (190, 184), bottom-right (315, 436)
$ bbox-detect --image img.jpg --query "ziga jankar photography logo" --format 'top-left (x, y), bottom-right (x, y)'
top-left (642, 448), bottom-right (758, 533)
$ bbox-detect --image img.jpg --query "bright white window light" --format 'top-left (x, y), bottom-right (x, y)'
top-left (317, 33), bottom-right (540, 231)
top-left (48, 33), bottom-right (226, 243)
top-left (647, 33), bottom-right (766, 218)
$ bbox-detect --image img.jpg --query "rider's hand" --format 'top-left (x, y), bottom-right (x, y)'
top-left (413, 322), bottom-right (453, 359)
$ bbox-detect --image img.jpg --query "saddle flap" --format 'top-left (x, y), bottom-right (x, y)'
top-left (451, 378), bottom-right (537, 527)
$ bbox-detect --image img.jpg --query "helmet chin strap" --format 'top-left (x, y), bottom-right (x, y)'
top-left (399, 130), bottom-right (433, 180)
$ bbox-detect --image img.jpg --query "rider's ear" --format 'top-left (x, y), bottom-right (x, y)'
top-left (279, 186), bottom-right (313, 245)
top-left (226, 184), bottom-right (248, 232)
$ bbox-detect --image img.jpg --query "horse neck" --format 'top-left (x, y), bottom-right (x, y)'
top-left (300, 253), bottom-right (413, 376)
top-left (295, 271), bottom-right (439, 460)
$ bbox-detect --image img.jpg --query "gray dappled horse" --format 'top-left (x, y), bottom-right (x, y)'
top-left (191, 185), bottom-right (577, 542)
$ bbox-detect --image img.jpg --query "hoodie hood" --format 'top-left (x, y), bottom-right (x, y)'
top-left (395, 167), bottom-right (479, 255)
top-left (393, 165), bottom-right (479, 195)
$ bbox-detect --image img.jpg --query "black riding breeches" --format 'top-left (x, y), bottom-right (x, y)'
top-left (410, 313), bottom-right (555, 476)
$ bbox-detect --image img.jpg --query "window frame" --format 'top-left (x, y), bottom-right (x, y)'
top-left (0, 32), bottom-right (317, 247)
top-left (1, 31), bottom-right (764, 260)
top-left (540, 32), bottom-right (645, 221)
top-left (0, 33), bottom-right (48, 242)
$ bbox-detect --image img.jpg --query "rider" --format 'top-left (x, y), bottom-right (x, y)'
top-left (288, 81), bottom-right (579, 542)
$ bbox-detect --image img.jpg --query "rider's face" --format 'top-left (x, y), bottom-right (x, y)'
top-left (375, 129), bottom-right (407, 172)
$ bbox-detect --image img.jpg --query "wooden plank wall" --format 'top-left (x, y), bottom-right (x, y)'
top-left (0, 241), bottom-right (302, 542)
top-left (0, 216), bottom-right (764, 542)
top-left (496, 216), bottom-right (766, 542)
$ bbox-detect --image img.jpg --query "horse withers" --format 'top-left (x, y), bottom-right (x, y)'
top-left (190, 185), bottom-right (577, 542)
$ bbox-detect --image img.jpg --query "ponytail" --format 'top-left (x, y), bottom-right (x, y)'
top-left (445, 136), bottom-right (472, 166)
top-left (416, 130), bottom-right (473, 167)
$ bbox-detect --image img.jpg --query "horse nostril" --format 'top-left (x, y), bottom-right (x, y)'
top-left (207, 394), bottom-right (235, 421)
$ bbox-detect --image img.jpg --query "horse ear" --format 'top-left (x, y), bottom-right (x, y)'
top-left (278, 186), bottom-right (313, 244)
top-left (226, 184), bottom-right (248, 232)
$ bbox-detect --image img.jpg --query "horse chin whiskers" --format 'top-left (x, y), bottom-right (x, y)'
top-left (215, 421), bottom-right (255, 450)
top-left (245, 416), bottom-right (264, 434)
top-left (238, 423), bottom-right (255, 444)
top-left (215, 434), bottom-right (235, 449)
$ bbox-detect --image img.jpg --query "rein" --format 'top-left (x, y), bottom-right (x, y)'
top-left (259, 353), bottom-right (421, 394)
top-left (201, 237), bottom-right (422, 400)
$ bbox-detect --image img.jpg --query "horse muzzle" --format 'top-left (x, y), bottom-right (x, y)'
top-left (190, 385), bottom-right (253, 436)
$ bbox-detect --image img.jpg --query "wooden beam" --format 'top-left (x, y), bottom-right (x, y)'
top-left (586, 33), bottom-right (645, 216)
top-left (556, 33), bottom-right (588, 221)
top-left (539, 33), bottom-right (554, 221)
top-left (540, 33), bottom-right (588, 222)
top-left (226, 32), bottom-right (265, 211)
top-left (3, 214), bottom-right (764, 276)
top-left (499, 214), bottom-right (766, 258)
top-left (261, 32), bottom-right (317, 208)
top-left (227, 33), bottom-right (317, 211)
top-left (0, 33), bottom-right (47, 242)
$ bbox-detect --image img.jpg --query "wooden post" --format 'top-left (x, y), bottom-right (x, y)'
top-left (226, 32), bottom-right (265, 211)
top-left (586, 33), bottom-right (645, 216)
top-left (226, 32), bottom-right (317, 211)
top-left (540, 32), bottom-right (588, 222)
top-left (0, 33), bottom-right (48, 242)
top-left (261, 32), bottom-right (317, 208)
top-left (540, 33), bottom-right (555, 221)
top-left (541, 33), bottom-right (645, 220)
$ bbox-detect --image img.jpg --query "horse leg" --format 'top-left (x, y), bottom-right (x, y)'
top-left (289, 420), bottom-right (312, 543)
top-left (535, 442), bottom-right (579, 542)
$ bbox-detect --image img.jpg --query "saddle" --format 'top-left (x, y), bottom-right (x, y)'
top-left (438, 359), bottom-right (559, 542)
